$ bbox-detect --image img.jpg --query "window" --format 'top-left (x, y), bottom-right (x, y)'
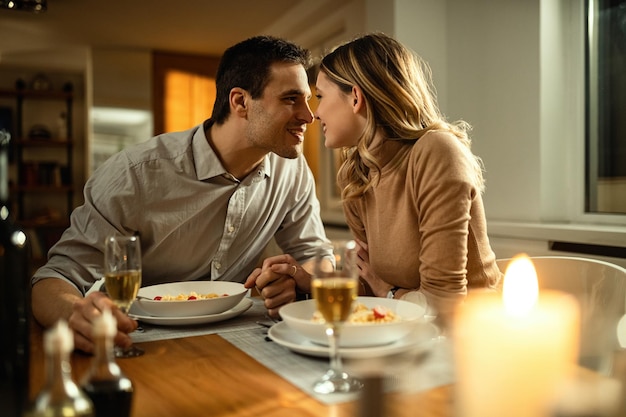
top-left (163, 70), bottom-right (215, 133)
top-left (91, 107), bottom-right (152, 174)
top-left (586, 0), bottom-right (626, 215)
top-left (152, 51), bottom-right (219, 135)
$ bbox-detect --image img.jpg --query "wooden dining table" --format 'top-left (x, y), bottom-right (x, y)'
top-left (27, 300), bottom-right (453, 417)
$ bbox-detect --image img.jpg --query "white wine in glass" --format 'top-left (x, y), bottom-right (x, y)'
top-left (104, 235), bottom-right (144, 358)
top-left (311, 239), bottom-right (362, 394)
top-left (312, 278), bottom-right (357, 323)
top-left (104, 269), bottom-right (141, 313)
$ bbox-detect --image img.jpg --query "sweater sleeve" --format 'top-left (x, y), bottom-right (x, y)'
top-left (412, 132), bottom-right (480, 316)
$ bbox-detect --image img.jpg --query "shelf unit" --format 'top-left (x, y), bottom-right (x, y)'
top-left (0, 82), bottom-right (78, 265)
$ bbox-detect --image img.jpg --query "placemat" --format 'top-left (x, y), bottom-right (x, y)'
top-left (130, 297), bottom-right (454, 405)
top-left (221, 324), bottom-right (455, 405)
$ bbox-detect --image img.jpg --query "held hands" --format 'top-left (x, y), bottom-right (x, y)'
top-left (68, 291), bottom-right (138, 353)
top-left (244, 254), bottom-right (309, 318)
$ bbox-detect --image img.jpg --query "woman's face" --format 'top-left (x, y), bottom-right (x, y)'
top-left (314, 71), bottom-right (363, 149)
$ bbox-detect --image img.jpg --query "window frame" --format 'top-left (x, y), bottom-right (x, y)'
top-left (568, 0), bottom-right (626, 225)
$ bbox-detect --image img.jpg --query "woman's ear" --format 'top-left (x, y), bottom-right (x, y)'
top-left (351, 85), bottom-right (366, 114)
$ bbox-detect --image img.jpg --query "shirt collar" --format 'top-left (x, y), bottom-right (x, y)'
top-left (258, 155), bottom-right (271, 179)
top-left (192, 119), bottom-right (272, 181)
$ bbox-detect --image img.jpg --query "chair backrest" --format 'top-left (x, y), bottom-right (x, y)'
top-left (496, 256), bottom-right (626, 375)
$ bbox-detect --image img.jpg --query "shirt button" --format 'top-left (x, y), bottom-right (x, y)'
top-left (228, 225), bottom-right (234, 233)
top-left (214, 261), bottom-right (222, 270)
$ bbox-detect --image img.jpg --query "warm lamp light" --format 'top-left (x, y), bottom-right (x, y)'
top-left (502, 255), bottom-right (539, 316)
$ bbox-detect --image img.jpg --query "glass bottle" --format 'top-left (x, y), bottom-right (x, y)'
top-left (28, 320), bottom-right (94, 417)
top-left (81, 309), bottom-right (134, 417)
top-left (0, 128), bottom-right (31, 417)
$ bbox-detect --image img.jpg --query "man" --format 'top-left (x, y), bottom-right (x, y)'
top-left (31, 36), bottom-right (330, 353)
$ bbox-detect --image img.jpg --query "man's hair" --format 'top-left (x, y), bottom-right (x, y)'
top-left (211, 35), bottom-right (312, 124)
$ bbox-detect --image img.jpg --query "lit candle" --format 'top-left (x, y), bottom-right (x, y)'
top-left (453, 254), bottom-right (580, 417)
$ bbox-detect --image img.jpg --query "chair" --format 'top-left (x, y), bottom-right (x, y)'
top-left (496, 256), bottom-right (626, 375)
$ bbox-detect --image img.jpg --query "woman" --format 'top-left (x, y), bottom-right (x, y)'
top-left (314, 32), bottom-right (501, 324)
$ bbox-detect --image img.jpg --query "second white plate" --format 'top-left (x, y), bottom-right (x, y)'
top-left (129, 297), bottom-right (253, 326)
top-left (267, 321), bottom-right (438, 359)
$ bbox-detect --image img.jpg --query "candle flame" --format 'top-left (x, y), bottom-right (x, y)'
top-left (502, 254), bottom-right (539, 316)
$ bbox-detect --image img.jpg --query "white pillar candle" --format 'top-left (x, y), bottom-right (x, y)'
top-left (454, 255), bottom-right (580, 417)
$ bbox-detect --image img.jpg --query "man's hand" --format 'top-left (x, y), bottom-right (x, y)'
top-left (69, 291), bottom-right (138, 353)
top-left (32, 278), bottom-right (138, 354)
top-left (245, 254), bottom-right (309, 318)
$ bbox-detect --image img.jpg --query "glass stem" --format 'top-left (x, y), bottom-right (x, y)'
top-left (327, 324), bottom-right (342, 375)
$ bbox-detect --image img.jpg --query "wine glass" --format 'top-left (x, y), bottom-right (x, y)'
top-left (311, 239), bottom-right (362, 394)
top-left (104, 235), bottom-right (144, 358)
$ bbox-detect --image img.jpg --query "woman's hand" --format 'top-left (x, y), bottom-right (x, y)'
top-left (355, 239), bottom-right (394, 297)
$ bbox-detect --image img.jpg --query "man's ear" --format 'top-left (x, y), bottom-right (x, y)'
top-left (351, 85), bottom-right (366, 114)
top-left (230, 87), bottom-right (248, 117)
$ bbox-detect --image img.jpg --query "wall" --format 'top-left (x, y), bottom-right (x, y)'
top-left (445, 0), bottom-right (544, 219)
top-left (393, 0), bottom-right (448, 111)
top-left (92, 49), bottom-right (152, 110)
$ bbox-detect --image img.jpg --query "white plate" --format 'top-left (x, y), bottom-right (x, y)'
top-left (135, 281), bottom-right (247, 317)
top-left (279, 297), bottom-right (427, 347)
top-left (267, 321), bottom-right (438, 359)
top-left (129, 298), bottom-right (253, 326)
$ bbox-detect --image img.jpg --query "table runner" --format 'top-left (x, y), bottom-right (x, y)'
top-left (221, 324), bottom-right (454, 405)
top-left (130, 297), bottom-right (454, 405)
top-left (130, 296), bottom-right (269, 342)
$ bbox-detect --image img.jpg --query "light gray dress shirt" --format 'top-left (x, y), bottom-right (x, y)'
top-left (32, 120), bottom-right (330, 295)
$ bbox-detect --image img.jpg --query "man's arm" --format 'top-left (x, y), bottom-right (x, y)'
top-left (32, 278), bottom-right (137, 353)
top-left (32, 278), bottom-right (82, 328)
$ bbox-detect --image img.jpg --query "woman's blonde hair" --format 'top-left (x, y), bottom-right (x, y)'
top-left (319, 32), bottom-right (485, 201)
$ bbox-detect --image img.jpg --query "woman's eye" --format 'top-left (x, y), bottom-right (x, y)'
top-left (315, 94), bottom-right (322, 100)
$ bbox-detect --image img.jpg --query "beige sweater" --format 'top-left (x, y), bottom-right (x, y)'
top-left (341, 130), bottom-right (502, 316)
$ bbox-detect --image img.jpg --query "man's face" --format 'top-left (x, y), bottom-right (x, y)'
top-left (245, 62), bottom-right (314, 159)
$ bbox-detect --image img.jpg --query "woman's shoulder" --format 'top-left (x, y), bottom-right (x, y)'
top-left (415, 129), bottom-right (461, 147)
top-left (411, 130), bottom-right (468, 160)
top-left (407, 129), bottom-right (483, 190)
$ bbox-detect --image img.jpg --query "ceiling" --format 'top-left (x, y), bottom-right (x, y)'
top-left (0, 0), bottom-right (328, 58)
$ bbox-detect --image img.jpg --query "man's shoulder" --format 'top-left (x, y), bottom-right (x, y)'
top-left (124, 126), bottom-right (198, 165)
